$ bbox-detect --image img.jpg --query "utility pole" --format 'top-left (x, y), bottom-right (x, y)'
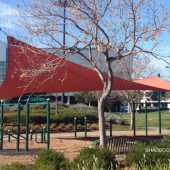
top-left (61, 0), bottom-right (66, 104)
top-left (57, 0), bottom-right (67, 104)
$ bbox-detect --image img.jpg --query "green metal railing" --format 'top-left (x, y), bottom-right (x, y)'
top-left (0, 93), bottom-right (51, 152)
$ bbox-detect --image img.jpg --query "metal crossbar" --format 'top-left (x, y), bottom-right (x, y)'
top-left (29, 102), bottom-right (47, 105)
top-left (3, 130), bottom-right (26, 140)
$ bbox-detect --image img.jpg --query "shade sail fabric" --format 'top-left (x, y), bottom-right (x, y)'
top-left (135, 77), bottom-right (170, 91)
top-left (0, 36), bottom-right (169, 99)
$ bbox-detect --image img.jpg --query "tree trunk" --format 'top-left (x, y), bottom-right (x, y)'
top-left (98, 97), bottom-right (106, 146)
top-left (98, 79), bottom-right (112, 147)
top-left (95, 58), bottom-right (113, 147)
top-left (129, 102), bottom-right (134, 130)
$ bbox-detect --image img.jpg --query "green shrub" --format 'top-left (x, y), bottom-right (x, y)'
top-left (33, 164), bottom-right (55, 170)
top-left (72, 155), bottom-right (118, 170)
top-left (133, 159), bottom-right (170, 170)
top-left (3, 106), bottom-right (98, 125)
top-left (126, 138), bottom-right (170, 168)
top-left (56, 112), bottom-right (98, 124)
top-left (73, 147), bottom-right (117, 170)
top-left (35, 149), bottom-right (70, 170)
top-left (125, 142), bottom-right (146, 166)
top-left (1, 163), bottom-right (32, 170)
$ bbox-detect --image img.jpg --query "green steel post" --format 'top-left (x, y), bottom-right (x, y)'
top-left (84, 117), bottom-right (87, 138)
top-left (30, 130), bottom-right (33, 141)
top-left (47, 98), bottom-right (50, 150)
top-left (133, 102), bottom-right (136, 137)
top-left (74, 118), bottom-right (77, 138)
top-left (145, 101), bottom-right (148, 136)
top-left (26, 100), bottom-right (30, 151)
top-left (8, 130), bottom-right (11, 142)
top-left (40, 127), bottom-right (43, 143)
top-left (0, 100), bottom-right (3, 150)
top-left (110, 119), bottom-right (112, 137)
top-left (43, 126), bottom-right (46, 142)
top-left (16, 102), bottom-right (21, 151)
top-left (158, 73), bottom-right (161, 135)
top-left (158, 91), bottom-right (161, 134)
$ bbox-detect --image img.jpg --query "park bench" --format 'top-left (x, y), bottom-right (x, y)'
top-left (94, 135), bottom-right (164, 154)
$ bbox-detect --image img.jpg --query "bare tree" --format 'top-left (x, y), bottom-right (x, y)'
top-left (16, 0), bottom-right (169, 146)
top-left (113, 55), bottom-right (158, 129)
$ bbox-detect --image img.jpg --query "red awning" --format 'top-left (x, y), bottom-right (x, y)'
top-left (0, 36), bottom-right (169, 99)
top-left (135, 77), bottom-right (170, 91)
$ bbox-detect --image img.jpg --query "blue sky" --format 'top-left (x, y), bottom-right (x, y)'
top-left (0, 0), bottom-right (170, 80)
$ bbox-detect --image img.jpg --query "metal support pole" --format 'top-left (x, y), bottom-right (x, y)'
top-left (132, 102), bottom-right (136, 137)
top-left (158, 90), bottom-right (161, 134)
top-left (26, 93), bottom-right (35, 150)
top-left (145, 101), bottom-right (148, 136)
top-left (0, 100), bottom-right (4, 150)
top-left (30, 130), bottom-right (33, 141)
top-left (110, 119), bottom-right (112, 137)
top-left (43, 126), bottom-right (46, 142)
top-left (84, 117), bottom-right (87, 138)
top-left (16, 102), bottom-right (21, 152)
top-left (74, 118), bottom-right (77, 137)
top-left (26, 100), bottom-right (30, 151)
top-left (8, 130), bottom-right (11, 142)
top-left (40, 127), bottom-right (43, 143)
top-left (158, 73), bottom-right (161, 135)
top-left (55, 93), bottom-right (58, 114)
top-left (46, 98), bottom-right (50, 150)
top-left (61, 1), bottom-right (66, 104)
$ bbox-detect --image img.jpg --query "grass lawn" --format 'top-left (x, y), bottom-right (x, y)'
top-left (114, 110), bottom-right (170, 130)
top-left (2, 104), bottom-right (170, 131)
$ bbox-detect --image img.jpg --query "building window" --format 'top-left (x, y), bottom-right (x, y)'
top-left (0, 61), bottom-right (7, 85)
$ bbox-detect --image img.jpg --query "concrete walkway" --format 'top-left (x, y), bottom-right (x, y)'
top-left (2, 128), bottom-right (170, 141)
top-left (49, 128), bottom-right (170, 138)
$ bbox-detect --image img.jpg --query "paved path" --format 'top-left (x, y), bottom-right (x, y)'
top-left (3, 128), bottom-right (170, 141)
top-left (50, 128), bottom-right (170, 138)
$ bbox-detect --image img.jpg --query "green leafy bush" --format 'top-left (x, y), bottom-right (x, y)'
top-left (125, 142), bottom-right (146, 165)
top-left (1, 163), bottom-right (32, 170)
top-left (34, 149), bottom-right (70, 170)
top-left (74, 92), bottom-right (97, 105)
top-left (3, 105), bottom-right (98, 125)
top-left (126, 138), bottom-right (170, 168)
top-left (56, 112), bottom-right (98, 124)
top-left (73, 155), bottom-right (118, 170)
top-left (33, 164), bottom-right (55, 170)
top-left (133, 159), bottom-right (170, 170)
top-left (72, 147), bottom-right (117, 170)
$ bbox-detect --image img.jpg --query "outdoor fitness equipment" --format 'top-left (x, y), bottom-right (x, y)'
top-left (0, 93), bottom-right (51, 152)
top-left (73, 117), bottom-right (113, 138)
top-left (26, 93), bottom-right (50, 151)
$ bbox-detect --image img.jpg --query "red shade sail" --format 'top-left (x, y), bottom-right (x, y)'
top-left (135, 77), bottom-right (170, 91)
top-left (0, 36), bottom-right (169, 99)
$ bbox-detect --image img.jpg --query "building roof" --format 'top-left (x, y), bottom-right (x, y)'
top-left (0, 36), bottom-right (169, 99)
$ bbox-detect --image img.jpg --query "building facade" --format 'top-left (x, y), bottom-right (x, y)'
top-left (0, 41), bottom-right (7, 85)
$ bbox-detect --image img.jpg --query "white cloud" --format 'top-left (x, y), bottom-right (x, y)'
top-left (0, 2), bottom-right (20, 30)
top-left (0, 2), bottom-right (19, 17)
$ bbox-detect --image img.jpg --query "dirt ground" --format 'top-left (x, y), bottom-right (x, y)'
top-left (0, 136), bottom-right (94, 165)
top-left (1, 129), bottom-right (170, 165)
